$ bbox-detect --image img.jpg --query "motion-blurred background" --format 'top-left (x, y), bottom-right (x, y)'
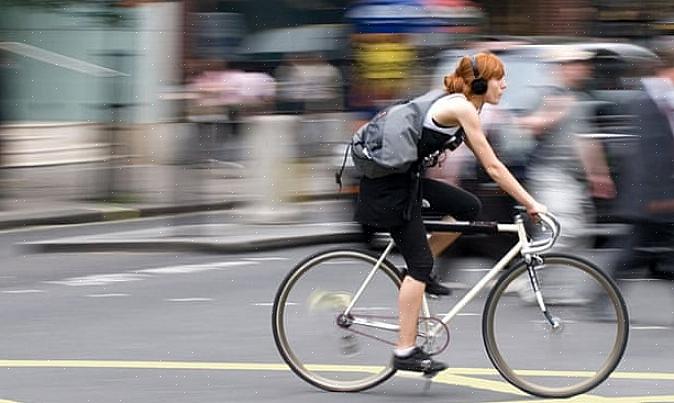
top-left (1, 0), bottom-right (673, 275)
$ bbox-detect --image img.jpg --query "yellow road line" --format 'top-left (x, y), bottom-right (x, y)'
top-left (0, 360), bottom-right (673, 381)
top-left (432, 373), bottom-right (528, 396)
top-left (487, 395), bottom-right (674, 403)
top-left (0, 360), bottom-right (382, 374)
top-left (448, 367), bottom-right (674, 381)
top-left (1, 359), bottom-right (674, 402)
top-left (0, 360), bottom-right (289, 371)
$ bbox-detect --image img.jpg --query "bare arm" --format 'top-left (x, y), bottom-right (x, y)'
top-left (576, 138), bottom-right (616, 199)
top-left (436, 101), bottom-right (546, 215)
top-left (516, 94), bottom-right (574, 136)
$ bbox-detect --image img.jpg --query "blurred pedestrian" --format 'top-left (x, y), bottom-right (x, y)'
top-left (297, 52), bottom-right (343, 113)
top-left (274, 54), bottom-right (304, 114)
top-left (187, 61), bottom-right (276, 164)
top-left (516, 46), bottom-right (616, 253)
top-left (606, 44), bottom-right (674, 284)
top-left (274, 52), bottom-right (343, 114)
top-left (275, 52), bottom-right (343, 158)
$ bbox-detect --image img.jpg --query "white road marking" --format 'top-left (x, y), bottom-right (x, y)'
top-left (46, 273), bottom-right (151, 287)
top-left (253, 302), bottom-right (298, 306)
top-left (138, 261), bottom-right (257, 274)
top-left (166, 298), bottom-right (213, 302)
top-left (1, 289), bottom-right (44, 294)
top-left (45, 261), bottom-right (257, 287)
top-left (242, 257), bottom-right (288, 261)
top-left (632, 326), bottom-right (671, 330)
top-left (85, 293), bottom-right (129, 298)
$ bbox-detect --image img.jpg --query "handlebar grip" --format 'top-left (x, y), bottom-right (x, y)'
top-left (521, 212), bottom-right (561, 255)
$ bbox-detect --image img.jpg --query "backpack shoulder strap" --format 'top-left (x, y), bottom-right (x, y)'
top-left (406, 90), bottom-right (451, 131)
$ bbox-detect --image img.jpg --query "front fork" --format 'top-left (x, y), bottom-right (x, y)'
top-left (525, 254), bottom-right (560, 329)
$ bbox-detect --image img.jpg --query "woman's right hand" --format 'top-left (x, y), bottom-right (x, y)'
top-left (526, 201), bottom-right (548, 221)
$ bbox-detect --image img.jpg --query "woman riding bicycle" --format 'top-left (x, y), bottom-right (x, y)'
top-left (354, 52), bottom-right (548, 373)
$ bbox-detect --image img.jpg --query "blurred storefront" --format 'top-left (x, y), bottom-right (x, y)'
top-left (592, 1), bottom-right (674, 40)
top-left (346, 0), bottom-right (483, 114)
top-left (479, 0), bottom-right (674, 39)
top-left (0, 2), bottom-right (181, 124)
top-left (183, 0), bottom-right (348, 69)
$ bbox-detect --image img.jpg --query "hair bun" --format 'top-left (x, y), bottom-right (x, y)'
top-left (443, 73), bottom-right (466, 94)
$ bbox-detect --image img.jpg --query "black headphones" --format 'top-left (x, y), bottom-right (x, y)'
top-left (470, 56), bottom-right (488, 95)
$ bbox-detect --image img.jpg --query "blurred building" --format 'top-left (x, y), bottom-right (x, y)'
top-left (0, 2), bottom-right (182, 124)
top-left (480, 0), bottom-right (674, 39)
top-left (0, 1), bottom-right (183, 173)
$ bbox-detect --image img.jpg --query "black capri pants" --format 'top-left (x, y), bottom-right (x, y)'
top-left (390, 178), bottom-right (481, 283)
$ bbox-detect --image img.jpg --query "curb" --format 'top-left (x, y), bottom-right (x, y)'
top-left (0, 192), bottom-right (354, 231)
top-left (24, 232), bottom-right (365, 254)
top-left (0, 200), bottom-right (246, 231)
top-left (0, 212), bottom-right (105, 231)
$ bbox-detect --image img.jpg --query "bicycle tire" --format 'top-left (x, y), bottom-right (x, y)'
top-left (482, 254), bottom-right (629, 398)
top-left (272, 248), bottom-right (403, 392)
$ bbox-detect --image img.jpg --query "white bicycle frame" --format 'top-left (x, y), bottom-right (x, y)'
top-left (342, 212), bottom-right (561, 339)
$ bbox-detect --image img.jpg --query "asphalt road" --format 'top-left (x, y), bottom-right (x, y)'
top-left (0, 217), bottom-right (673, 402)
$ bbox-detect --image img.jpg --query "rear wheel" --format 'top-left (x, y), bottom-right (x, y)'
top-left (272, 249), bottom-right (403, 392)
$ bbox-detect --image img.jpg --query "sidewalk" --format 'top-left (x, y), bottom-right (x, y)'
top-left (0, 162), bottom-right (352, 231)
top-left (0, 198), bottom-right (247, 230)
top-left (22, 221), bottom-right (365, 253)
top-left (2, 160), bottom-right (364, 255)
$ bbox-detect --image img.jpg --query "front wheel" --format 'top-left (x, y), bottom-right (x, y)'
top-left (272, 248), bottom-right (403, 392)
top-left (482, 254), bottom-right (629, 398)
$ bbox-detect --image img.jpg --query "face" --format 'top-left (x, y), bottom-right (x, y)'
top-left (484, 76), bottom-right (507, 105)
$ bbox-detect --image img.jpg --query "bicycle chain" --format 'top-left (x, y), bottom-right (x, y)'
top-left (340, 314), bottom-right (451, 356)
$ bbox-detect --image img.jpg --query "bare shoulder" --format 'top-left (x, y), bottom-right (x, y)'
top-left (434, 94), bottom-right (478, 125)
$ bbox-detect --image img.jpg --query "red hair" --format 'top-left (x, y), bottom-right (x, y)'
top-left (443, 52), bottom-right (505, 96)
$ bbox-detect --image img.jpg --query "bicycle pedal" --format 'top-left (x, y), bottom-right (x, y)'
top-left (422, 368), bottom-right (443, 379)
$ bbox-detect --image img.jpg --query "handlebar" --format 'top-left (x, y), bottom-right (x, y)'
top-left (520, 212), bottom-right (561, 255)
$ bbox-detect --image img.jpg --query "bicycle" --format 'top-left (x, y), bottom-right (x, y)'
top-left (272, 209), bottom-right (629, 398)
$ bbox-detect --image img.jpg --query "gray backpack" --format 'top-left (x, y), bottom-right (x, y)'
top-left (349, 89), bottom-right (449, 179)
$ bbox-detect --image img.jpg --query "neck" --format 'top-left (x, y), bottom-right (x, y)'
top-left (468, 95), bottom-right (484, 111)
